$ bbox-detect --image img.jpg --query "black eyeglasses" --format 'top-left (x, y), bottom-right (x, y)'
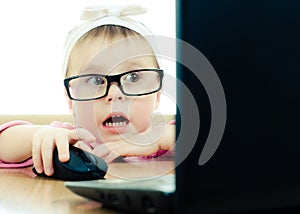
top-left (64, 68), bottom-right (164, 101)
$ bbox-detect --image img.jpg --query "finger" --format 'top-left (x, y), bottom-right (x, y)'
top-left (101, 142), bottom-right (132, 156)
top-left (32, 133), bottom-right (44, 174)
top-left (55, 132), bottom-right (71, 162)
top-left (103, 152), bottom-right (120, 163)
top-left (92, 144), bottom-right (112, 158)
top-left (108, 142), bottom-right (155, 157)
top-left (77, 141), bottom-right (93, 153)
top-left (68, 128), bottom-right (96, 143)
top-left (41, 136), bottom-right (55, 176)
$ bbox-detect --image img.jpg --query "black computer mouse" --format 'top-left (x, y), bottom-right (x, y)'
top-left (32, 145), bottom-right (108, 181)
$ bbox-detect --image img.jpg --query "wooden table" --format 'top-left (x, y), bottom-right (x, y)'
top-left (0, 160), bottom-right (174, 214)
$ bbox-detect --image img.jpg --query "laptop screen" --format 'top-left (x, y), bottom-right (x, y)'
top-left (176, 0), bottom-right (300, 213)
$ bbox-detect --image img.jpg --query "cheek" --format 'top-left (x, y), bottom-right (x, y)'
top-left (129, 96), bottom-right (157, 132)
top-left (72, 101), bottom-right (98, 133)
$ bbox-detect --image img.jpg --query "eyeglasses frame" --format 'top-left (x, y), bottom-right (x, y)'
top-left (64, 68), bottom-right (164, 101)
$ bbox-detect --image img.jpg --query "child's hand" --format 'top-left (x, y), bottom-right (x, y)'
top-left (32, 126), bottom-right (96, 176)
top-left (78, 124), bottom-right (175, 163)
top-left (78, 139), bottom-right (160, 163)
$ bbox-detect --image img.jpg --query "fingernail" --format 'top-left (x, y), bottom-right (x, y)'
top-left (89, 137), bottom-right (96, 142)
top-left (46, 168), bottom-right (53, 175)
top-left (35, 167), bottom-right (43, 174)
top-left (60, 153), bottom-right (69, 162)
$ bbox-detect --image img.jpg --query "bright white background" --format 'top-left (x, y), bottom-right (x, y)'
top-left (0, 0), bottom-right (175, 115)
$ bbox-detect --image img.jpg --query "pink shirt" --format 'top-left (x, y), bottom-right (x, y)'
top-left (0, 121), bottom-right (33, 168)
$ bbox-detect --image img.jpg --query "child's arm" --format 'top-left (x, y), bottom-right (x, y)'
top-left (0, 124), bottom-right (40, 163)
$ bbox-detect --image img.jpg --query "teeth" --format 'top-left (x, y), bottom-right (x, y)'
top-left (105, 121), bottom-right (127, 127)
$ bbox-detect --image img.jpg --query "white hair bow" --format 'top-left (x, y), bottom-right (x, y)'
top-left (80, 5), bottom-right (147, 21)
top-left (62, 4), bottom-right (157, 76)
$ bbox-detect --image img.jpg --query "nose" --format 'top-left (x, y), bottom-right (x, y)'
top-left (105, 83), bottom-right (125, 103)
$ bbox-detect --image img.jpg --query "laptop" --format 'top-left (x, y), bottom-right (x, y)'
top-left (65, 0), bottom-right (300, 213)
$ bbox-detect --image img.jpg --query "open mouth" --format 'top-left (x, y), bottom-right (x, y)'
top-left (103, 114), bottom-right (129, 127)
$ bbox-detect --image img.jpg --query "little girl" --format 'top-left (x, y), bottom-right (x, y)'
top-left (0, 5), bottom-right (175, 175)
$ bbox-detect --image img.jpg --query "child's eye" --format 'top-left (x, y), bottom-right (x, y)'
top-left (125, 72), bottom-right (140, 83)
top-left (87, 76), bottom-right (105, 86)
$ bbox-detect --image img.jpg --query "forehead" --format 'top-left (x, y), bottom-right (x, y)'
top-left (67, 30), bottom-right (158, 77)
